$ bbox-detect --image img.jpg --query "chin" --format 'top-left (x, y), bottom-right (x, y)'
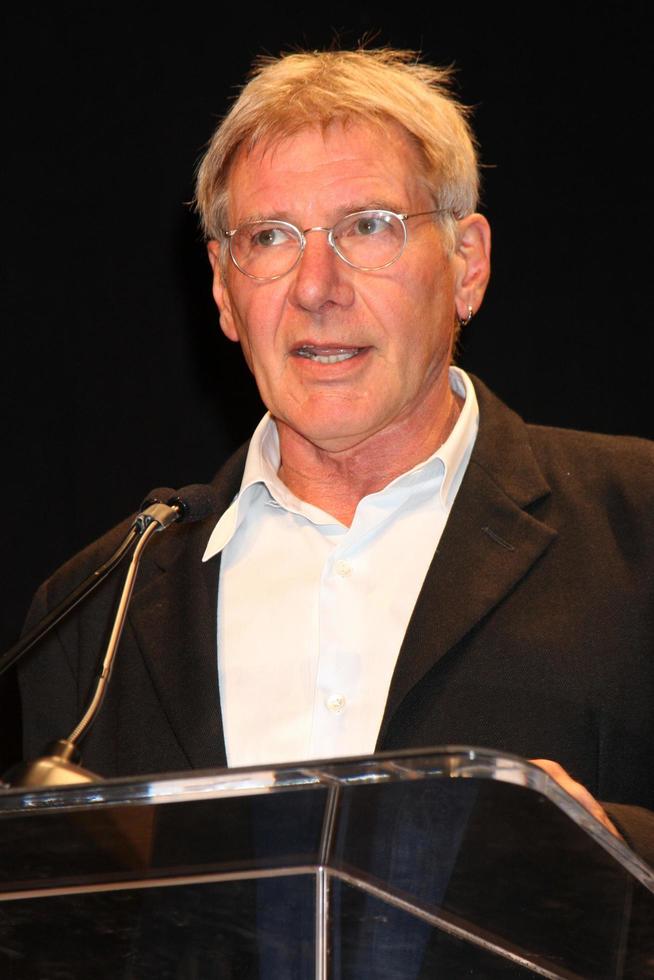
top-left (295, 419), bottom-right (385, 454)
top-left (276, 394), bottom-right (389, 449)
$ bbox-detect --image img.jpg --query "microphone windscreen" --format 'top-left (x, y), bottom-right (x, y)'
top-left (167, 484), bottom-right (222, 523)
top-left (140, 487), bottom-right (177, 511)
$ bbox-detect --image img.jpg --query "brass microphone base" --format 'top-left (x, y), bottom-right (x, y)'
top-left (3, 739), bottom-right (99, 788)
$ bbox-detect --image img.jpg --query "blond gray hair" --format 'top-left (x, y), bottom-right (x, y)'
top-left (195, 48), bottom-right (479, 253)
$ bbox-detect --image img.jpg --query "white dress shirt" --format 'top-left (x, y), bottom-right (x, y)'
top-left (203, 367), bottom-right (479, 767)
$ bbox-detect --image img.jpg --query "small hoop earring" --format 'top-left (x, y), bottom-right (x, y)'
top-left (457, 305), bottom-right (474, 329)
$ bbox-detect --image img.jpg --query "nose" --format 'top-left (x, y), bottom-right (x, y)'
top-left (287, 228), bottom-right (355, 314)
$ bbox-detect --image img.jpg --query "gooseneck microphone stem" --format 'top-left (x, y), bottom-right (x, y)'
top-left (3, 485), bottom-right (220, 788)
top-left (3, 499), bottom-right (181, 788)
top-left (67, 514), bottom-right (164, 746)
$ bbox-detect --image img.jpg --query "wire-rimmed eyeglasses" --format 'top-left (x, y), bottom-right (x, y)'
top-left (222, 208), bottom-right (448, 281)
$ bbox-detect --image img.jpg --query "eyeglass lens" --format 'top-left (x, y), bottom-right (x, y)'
top-left (229, 210), bottom-right (407, 279)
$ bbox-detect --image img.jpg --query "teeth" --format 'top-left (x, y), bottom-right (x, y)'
top-left (296, 346), bottom-right (361, 364)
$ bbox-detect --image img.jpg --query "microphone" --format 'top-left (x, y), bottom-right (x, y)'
top-left (166, 484), bottom-right (222, 523)
top-left (136, 484), bottom-right (222, 532)
top-left (0, 484), bottom-right (220, 681)
top-left (2, 483), bottom-right (222, 788)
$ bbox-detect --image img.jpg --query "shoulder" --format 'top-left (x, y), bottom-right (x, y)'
top-left (27, 515), bottom-right (135, 623)
top-left (465, 374), bottom-right (654, 559)
top-left (525, 421), bottom-right (654, 471)
top-left (525, 423), bottom-right (654, 506)
top-left (470, 373), bottom-right (654, 504)
top-left (28, 442), bottom-right (250, 620)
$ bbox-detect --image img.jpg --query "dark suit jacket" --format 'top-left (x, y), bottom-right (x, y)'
top-left (18, 377), bottom-right (654, 851)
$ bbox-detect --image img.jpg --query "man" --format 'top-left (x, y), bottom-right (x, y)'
top-left (19, 50), bottom-right (654, 855)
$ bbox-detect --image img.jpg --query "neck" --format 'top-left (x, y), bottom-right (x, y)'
top-left (276, 382), bottom-right (463, 526)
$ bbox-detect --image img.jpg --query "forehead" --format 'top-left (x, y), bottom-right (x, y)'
top-left (226, 120), bottom-right (430, 222)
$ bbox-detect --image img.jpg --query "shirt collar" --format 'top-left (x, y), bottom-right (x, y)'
top-left (203, 366), bottom-right (478, 561)
top-left (438, 365), bottom-right (478, 506)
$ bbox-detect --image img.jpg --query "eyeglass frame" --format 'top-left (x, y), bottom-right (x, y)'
top-left (221, 208), bottom-right (450, 282)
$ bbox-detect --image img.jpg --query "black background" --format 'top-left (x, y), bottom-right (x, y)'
top-left (1, 3), bottom-right (651, 768)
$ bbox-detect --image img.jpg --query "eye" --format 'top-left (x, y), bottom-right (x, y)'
top-left (251, 225), bottom-right (292, 248)
top-left (336, 211), bottom-right (395, 240)
top-left (354, 215), bottom-right (390, 236)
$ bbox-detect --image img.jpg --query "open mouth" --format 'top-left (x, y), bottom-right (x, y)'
top-left (295, 345), bottom-right (363, 365)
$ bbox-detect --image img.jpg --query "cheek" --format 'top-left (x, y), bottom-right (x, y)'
top-left (237, 335), bottom-right (255, 374)
top-left (239, 288), bottom-right (288, 346)
top-left (231, 300), bottom-right (289, 384)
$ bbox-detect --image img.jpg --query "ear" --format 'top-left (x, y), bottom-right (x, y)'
top-left (207, 240), bottom-right (239, 343)
top-left (452, 214), bottom-right (491, 321)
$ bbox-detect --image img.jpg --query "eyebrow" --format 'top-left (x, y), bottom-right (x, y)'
top-left (235, 201), bottom-right (408, 228)
top-left (337, 200), bottom-right (406, 216)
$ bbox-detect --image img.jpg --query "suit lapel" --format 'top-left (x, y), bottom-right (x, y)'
top-left (378, 378), bottom-right (558, 744)
top-left (115, 382), bottom-right (558, 767)
top-left (127, 446), bottom-right (248, 770)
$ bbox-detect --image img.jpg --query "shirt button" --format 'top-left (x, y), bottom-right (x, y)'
top-left (335, 560), bottom-right (352, 578)
top-left (326, 694), bottom-right (346, 714)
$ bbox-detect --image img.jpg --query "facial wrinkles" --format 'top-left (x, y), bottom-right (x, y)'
top-left (230, 130), bottom-right (422, 233)
top-left (229, 228), bottom-right (451, 414)
top-left (218, 123), bottom-right (459, 456)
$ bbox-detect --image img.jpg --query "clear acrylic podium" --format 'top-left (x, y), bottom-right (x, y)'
top-left (0, 746), bottom-right (652, 978)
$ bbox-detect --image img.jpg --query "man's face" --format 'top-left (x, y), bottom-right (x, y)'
top-left (209, 121), bottom-right (486, 455)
